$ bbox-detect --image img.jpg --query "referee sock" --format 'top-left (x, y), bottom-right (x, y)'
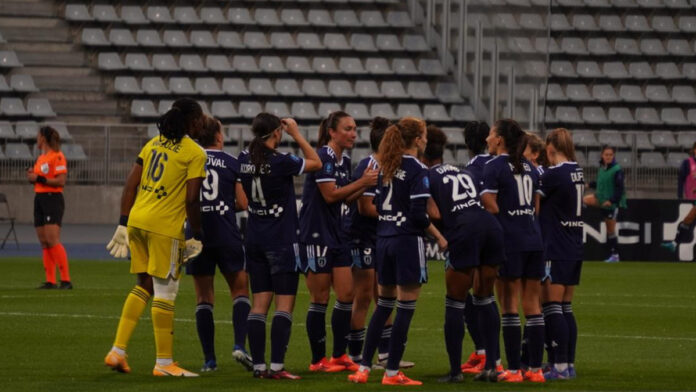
top-left (232, 296), bottom-right (251, 351)
top-left (525, 314), bottom-right (545, 370)
top-left (378, 325), bottom-right (392, 358)
top-left (113, 285), bottom-right (151, 351)
top-left (502, 313), bottom-right (521, 371)
top-left (48, 244), bottom-right (70, 282)
top-left (247, 313), bottom-right (267, 365)
top-left (361, 297), bottom-right (395, 368)
top-left (331, 300), bottom-right (353, 358)
top-left (195, 302), bottom-right (215, 363)
top-left (271, 311), bottom-right (293, 366)
top-left (307, 303), bottom-right (327, 364)
top-left (474, 295), bottom-right (500, 370)
top-left (348, 328), bottom-right (366, 361)
top-left (444, 297), bottom-right (466, 376)
top-left (464, 294), bottom-right (484, 352)
top-left (41, 248), bottom-right (56, 284)
top-left (152, 298), bottom-right (175, 363)
top-left (562, 302), bottom-right (578, 365)
top-left (385, 300), bottom-right (416, 373)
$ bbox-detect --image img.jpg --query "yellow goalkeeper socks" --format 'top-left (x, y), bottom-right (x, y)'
top-left (152, 298), bottom-right (176, 363)
top-left (113, 285), bottom-right (151, 351)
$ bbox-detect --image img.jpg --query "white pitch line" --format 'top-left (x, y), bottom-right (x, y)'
top-left (1, 311), bottom-right (695, 343)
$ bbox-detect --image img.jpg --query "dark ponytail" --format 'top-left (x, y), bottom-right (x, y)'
top-left (494, 119), bottom-right (527, 174)
top-left (39, 126), bottom-right (60, 151)
top-left (464, 121), bottom-right (489, 156)
top-left (157, 98), bottom-right (204, 144)
top-left (249, 112), bottom-right (281, 174)
top-left (424, 124), bottom-right (447, 162)
top-left (317, 111), bottom-right (351, 147)
top-left (369, 116), bottom-right (390, 152)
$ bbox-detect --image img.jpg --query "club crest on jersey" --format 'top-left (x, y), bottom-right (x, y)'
top-left (423, 176), bottom-right (430, 189)
top-left (323, 162), bottom-right (333, 174)
top-left (40, 163), bottom-right (49, 174)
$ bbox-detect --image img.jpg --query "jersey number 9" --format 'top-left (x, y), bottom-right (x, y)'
top-left (201, 169), bottom-right (219, 201)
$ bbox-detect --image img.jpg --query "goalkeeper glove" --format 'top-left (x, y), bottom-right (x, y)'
top-left (107, 223), bottom-right (129, 259)
top-left (675, 221), bottom-right (694, 244)
top-left (183, 233), bottom-right (203, 264)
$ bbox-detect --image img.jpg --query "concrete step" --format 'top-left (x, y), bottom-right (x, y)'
top-left (51, 99), bottom-right (120, 116)
top-left (37, 91), bottom-right (108, 102)
top-left (16, 50), bottom-right (86, 67)
top-left (0, 25), bottom-right (71, 43)
top-left (0, 1), bottom-right (56, 18)
top-left (0, 16), bottom-right (63, 28)
top-left (5, 42), bottom-right (77, 53)
top-left (16, 66), bottom-right (94, 78)
top-left (33, 75), bottom-right (102, 93)
top-left (56, 115), bottom-right (125, 124)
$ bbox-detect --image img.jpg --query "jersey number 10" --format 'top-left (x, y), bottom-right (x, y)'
top-left (513, 174), bottom-right (533, 206)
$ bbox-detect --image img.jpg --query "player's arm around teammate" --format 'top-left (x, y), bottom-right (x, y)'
top-left (299, 111), bottom-right (378, 372)
top-left (28, 126), bottom-right (71, 289)
top-left (104, 98), bottom-right (206, 377)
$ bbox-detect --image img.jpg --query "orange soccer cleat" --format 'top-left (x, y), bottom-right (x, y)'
top-left (524, 369), bottom-right (546, 383)
top-left (382, 371), bottom-right (423, 386)
top-left (309, 357), bottom-right (346, 372)
top-left (461, 352), bottom-right (485, 374)
top-left (104, 350), bottom-right (131, 373)
top-left (497, 369), bottom-right (524, 383)
top-left (329, 354), bottom-right (359, 371)
top-left (348, 368), bottom-right (370, 384)
top-left (152, 362), bottom-right (199, 377)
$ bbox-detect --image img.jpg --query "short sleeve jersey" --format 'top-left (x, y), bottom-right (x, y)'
top-left (200, 149), bottom-right (242, 247)
top-left (129, 135), bottom-right (207, 240)
top-left (33, 150), bottom-right (68, 193)
top-left (238, 149), bottom-right (305, 246)
top-left (481, 154), bottom-right (543, 252)
top-left (539, 162), bottom-right (584, 261)
top-left (375, 155), bottom-right (430, 237)
top-left (428, 163), bottom-right (487, 237)
top-left (299, 145), bottom-right (351, 247)
top-left (466, 153), bottom-right (492, 193)
top-left (344, 155), bottom-right (379, 248)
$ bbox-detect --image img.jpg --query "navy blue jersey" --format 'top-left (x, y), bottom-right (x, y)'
top-left (345, 155), bottom-right (379, 248)
top-left (481, 154), bottom-right (543, 252)
top-left (539, 162), bottom-right (584, 261)
top-left (375, 155), bottom-right (431, 237)
top-left (238, 150), bottom-right (305, 246)
top-left (299, 145), bottom-right (352, 247)
top-left (200, 150), bottom-right (243, 247)
top-left (466, 153), bottom-right (493, 193)
top-left (428, 163), bottom-right (491, 238)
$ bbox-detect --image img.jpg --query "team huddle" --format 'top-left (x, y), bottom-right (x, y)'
top-left (103, 97), bottom-right (584, 385)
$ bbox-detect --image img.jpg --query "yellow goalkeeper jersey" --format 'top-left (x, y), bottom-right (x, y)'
top-left (128, 135), bottom-right (206, 240)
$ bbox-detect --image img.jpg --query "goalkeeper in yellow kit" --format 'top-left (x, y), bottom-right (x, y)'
top-left (104, 98), bottom-right (207, 377)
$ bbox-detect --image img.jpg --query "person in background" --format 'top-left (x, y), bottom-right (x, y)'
top-left (677, 142), bottom-right (696, 200)
top-left (583, 146), bottom-right (626, 263)
top-left (28, 126), bottom-right (72, 290)
top-left (524, 132), bottom-right (547, 176)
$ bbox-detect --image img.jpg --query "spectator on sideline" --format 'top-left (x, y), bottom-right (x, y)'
top-left (677, 142), bottom-right (696, 200)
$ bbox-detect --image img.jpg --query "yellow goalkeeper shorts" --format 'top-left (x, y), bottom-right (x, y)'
top-left (128, 227), bottom-right (184, 279)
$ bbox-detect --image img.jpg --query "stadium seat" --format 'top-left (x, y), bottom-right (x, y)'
top-left (625, 14), bottom-right (650, 32)
top-left (355, 80), bottom-right (382, 98)
top-left (344, 103), bottom-right (371, 120)
top-left (131, 100), bottom-right (157, 117)
top-left (205, 55), bottom-right (232, 72)
top-left (249, 78), bottom-right (276, 96)
top-left (667, 39), bottom-right (693, 56)
top-left (222, 78), bottom-right (250, 96)
top-left (393, 58), bottom-right (418, 75)
top-left (381, 81), bottom-right (406, 98)
top-left (324, 33), bottom-right (351, 51)
top-left (418, 59), bottom-right (445, 76)
top-left (572, 14), bottom-right (599, 31)
top-left (217, 31), bottom-right (244, 49)
top-left (604, 62), bottom-right (630, 79)
top-left (403, 35), bottom-right (429, 52)
top-left (298, 33), bottom-right (324, 50)
top-left (199, 7), bottom-right (225, 24)
top-left (614, 38), bottom-right (640, 55)
top-left (4, 142), bottom-right (33, 160)
top-left (308, 9), bottom-right (334, 26)
top-left (641, 39), bottom-right (667, 56)
top-left (211, 101), bottom-right (236, 119)
top-left (525, 61), bottom-right (549, 78)
top-left (9, 75), bottom-right (38, 93)
top-left (360, 10), bottom-right (386, 26)
top-left (81, 29), bottom-right (109, 46)
top-left (14, 121), bottom-right (38, 139)
top-left (281, 9), bottom-right (308, 26)
top-left (598, 130), bottom-right (627, 148)
top-left (546, 84), bottom-right (566, 101)
top-left (169, 77), bottom-right (195, 95)
top-left (424, 104), bottom-right (451, 122)
top-left (615, 151), bottom-right (634, 167)
top-left (443, 149), bottom-right (456, 164)
top-left (519, 13), bottom-right (545, 31)
top-left (195, 78), bottom-right (222, 95)
top-left (561, 38), bottom-right (588, 55)
top-left (667, 152), bottom-right (688, 168)
top-left (433, 82), bottom-right (462, 103)
top-left (114, 76), bottom-right (141, 94)
top-left (456, 149), bottom-right (470, 163)
top-left (684, 63), bottom-right (696, 80)
top-left (661, 108), bottom-right (688, 125)
top-left (679, 16), bottom-right (696, 32)
top-left (535, 38), bottom-right (560, 54)
top-left (608, 107), bottom-right (635, 124)
top-left (46, 122), bottom-right (72, 142)
top-left (265, 102), bottom-right (291, 117)
top-left (443, 128), bottom-right (465, 145)
top-left (97, 53), bottom-right (124, 70)
top-left (370, 103), bottom-right (396, 118)
top-left (136, 30), bottom-right (164, 47)
top-left (672, 85), bottom-right (696, 103)
top-left (244, 32), bottom-right (271, 49)
top-left (286, 56), bottom-right (313, 73)
top-left (179, 54), bottom-right (206, 72)
top-left (628, 62), bottom-right (654, 79)
top-left (493, 13), bottom-right (519, 30)
top-left (632, 132), bottom-right (654, 150)
top-left (302, 79), bottom-right (329, 97)
top-left (573, 130), bottom-right (599, 147)
top-left (65, 4), bottom-right (92, 21)
top-left (646, 85), bottom-right (671, 102)
top-left (109, 29), bottom-right (137, 47)
top-left (555, 106), bottom-right (582, 123)
top-left (665, 0), bottom-right (691, 8)
top-left (93, 5), bottom-right (119, 22)
top-left (123, 53), bottom-right (151, 71)
top-left (152, 54), bottom-right (179, 71)
top-left (653, 16), bottom-right (679, 32)
top-left (191, 31), bottom-right (217, 48)
top-left (375, 34), bottom-right (403, 52)
top-left (339, 57), bottom-right (367, 74)
top-left (588, 37), bottom-right (615, 55)
top-left (313, 57), bottom-right (339, 73)
top-left (334, 10), bottom-right (361, 27)
top-left (656, 62), bottom-right (682, 80)
top-left (233, 56), bottom-right (259, 72)
top-left (407, 81), bottom-right (434, 100)
top-left (550, 61), bottom-right (577, 77)
top-left (592, 84), bottom-right (619, 102)
top-left (158, 100), bottom-right (174, 114)
top-left (255, 8), bottom-right (282, 26)
top-left (26, 98), bottom-right (54, 118)
top-left (163, 30), bottom-right (191, 47)
top-left (635, 107), bottom-right (661, 124)
top-left (397, 104), bottom-right (423, 119)
top-left (351, 34), bottom-right (378, 52)
top-left (365, 58), bottom-right (392, 75)
top-left (141, 77), bottom-right (168, 95)
top-left (569, 61), bottom-right (594, 78)
top-left (239, 101), bottom-right (263, 119)
top-left (387, 10), bottom-right (413, 27)
top-left (318, 102), bottom-right (342, 118)
top-left (650, 130), bottom-right (678, 148)
top-left (121, 6), bottom-right (148, 24)
top-left (677, 131), bottom-right (696, 147)
top-left (582, 107), bottom-right (607, 124)
top-left (174, 7), bottom-right (201, 24)
top-left (619, 85), bottom-right (646, 102)
top-left (275, 79), bottom-right (302, 96)
top-left (259, 56), bottom-right (287, 73)
top-left (352, 147), bottom-right (371, 161)
top-left (567, 84), bottom-right (591, 101)
top-left (507, 37), bottom-right (535, 54)
top-left (551, 14), bottom-right (572, 31)
top-left (63, 144), bottom-right (88, 161)
top-left (328, 80), bottom-right (355, 98)
top-left (450, 105), bottom-right (476, 121)
top-left (291, 102), bottom-right (320, 120)
top-left (271, 32), bottom-right (298, 49)
top-left (0, 121), bottom-right (15, 140)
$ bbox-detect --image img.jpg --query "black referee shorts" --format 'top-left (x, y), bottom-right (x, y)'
top-left (34, 193), bottom-right (64, 227)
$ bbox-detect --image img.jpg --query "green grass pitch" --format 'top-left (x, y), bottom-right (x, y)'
top-left (1, 258), bottom-right (694, 391)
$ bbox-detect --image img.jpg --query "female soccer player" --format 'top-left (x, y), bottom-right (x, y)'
top-left (186, 117), bottom-right (251, 372)
top-left (583, 145), bottom-right (626, 262)
top-left (238, 113), bottom-right (321, 379)
top-left (524, 132), bottom-right (547, 175)
top-left (422, 126), bottom-right (503, 383)
top-left (480, 119), bottom-right (545, 383)
top-left (104, 98), bottom-right (206, 377)
top-left (28, 126), bottom-right (71, 290)
top-left (299, 111), bottom-right (378, 372)
top-left (538, 128), bottom-right (584, 380)
top-left (348, 117), bottom-right (446, 386)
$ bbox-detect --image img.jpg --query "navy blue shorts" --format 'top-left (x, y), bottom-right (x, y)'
top-left (246, 242), bottom-right (300, 295)
top-left (299, 244), bottom-right (352, 273)
top-left (185, 244), bottom-right (245, 276)
top-left (376, 235), bottom-right (427, 286)
top-left (446, 218), bottom-right (505, 270)
top-left (542, 260), bottom-right (583, 286)
top-left (602, 207), bottom-right (619, 220)
top-left (499, 250), bottom-right (544, 279)
top-left (351, 247), bottom-right (376, 269)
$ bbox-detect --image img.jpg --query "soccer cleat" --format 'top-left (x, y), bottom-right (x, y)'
top-left (232, 348), bottom-right (253, 372)
top-left (200, 359), bottom-right (217, 372)
top-left (497, 369), bottom-right (523, 383)
top-left (373, 357), bottom-right (415, 370)
top-left (438, 373), bottom-right (464, 383)
top-left (661, 241), bottom-right (677, 252)
top-left (104, 350), bottom-right (131, 373)
top-left (59, 281), bottom-right (73, 290)
top-left (348, 369), bottom-right (370, 384)
top-left (309, 357), bottom-right (345, 372)
top-left (524, 369), bottom-right (546, 383)
top-left (269, 369), bottom-right (301, 380)
top-left (568, 366), bottom-right (577, 379)
top-left (473, 368), bottom-right (499, 382)
top-left (381, 371), bottom-right (422, 386)
top-left (37, 282), bottom-right (57, 289)
top-left (329, 354), bottom-right (359, 371)
top-left (253, 369), bottom-right (269, 379)
top-left (152, 362), bottom-right (199, 377)
top-left (544, 367), bottom-right (570, 380)
top-left (604, 254), bottom-right (620, 263)
top-left (461, 352), bottom-right (485, 374)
